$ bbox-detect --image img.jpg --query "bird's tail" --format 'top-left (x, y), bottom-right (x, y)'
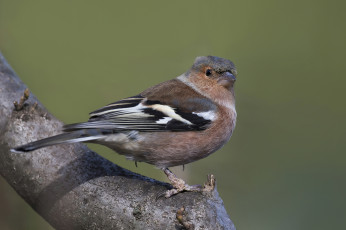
top-left (11, 129), bottom-right (104, 153)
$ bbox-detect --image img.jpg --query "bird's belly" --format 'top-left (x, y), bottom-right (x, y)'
top-left (138, 132), bottom-right (231, 167)
top-left (100, 129), bottom-right (233, 168)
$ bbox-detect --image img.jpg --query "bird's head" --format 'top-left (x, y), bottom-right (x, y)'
top-left (189, 56), bottom-right (237, 91)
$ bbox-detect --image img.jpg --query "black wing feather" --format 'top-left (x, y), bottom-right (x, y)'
top-left (64, 92), bottom-right (215, 132)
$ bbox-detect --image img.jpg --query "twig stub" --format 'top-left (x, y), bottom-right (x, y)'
top-left (14, 88), bottom-right (30, 111)
top-left (203, 174), bottom-right (216, 192)
top-left (176, 206), bottom-right (194, 230)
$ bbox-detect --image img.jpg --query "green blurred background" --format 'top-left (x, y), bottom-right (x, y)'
top-left (1, 0), bottom-right (345, 229)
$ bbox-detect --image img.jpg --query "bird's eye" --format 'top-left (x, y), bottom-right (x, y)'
top-left (206, 69), bottom-right (212, 77)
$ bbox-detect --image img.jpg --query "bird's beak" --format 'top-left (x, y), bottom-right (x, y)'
top-left (217, 71), bottom-right (236, 89)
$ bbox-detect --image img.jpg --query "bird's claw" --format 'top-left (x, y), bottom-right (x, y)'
top-left (164, 184), bottom-right (203, 198)
top-left (161, 168), bottom-right (216, 198)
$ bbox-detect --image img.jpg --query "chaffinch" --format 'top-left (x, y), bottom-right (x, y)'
top-left (12, 56), bottom-right (237, 197)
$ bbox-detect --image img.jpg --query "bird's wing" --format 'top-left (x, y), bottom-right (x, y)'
top-left (63, 79), bottom-right (217, 132)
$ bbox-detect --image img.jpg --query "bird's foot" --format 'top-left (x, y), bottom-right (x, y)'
top-left (161, 168), bottom-right (216, 198)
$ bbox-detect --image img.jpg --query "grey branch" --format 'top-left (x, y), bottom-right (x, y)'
top-left (0, 52), bottom-right (235, 230)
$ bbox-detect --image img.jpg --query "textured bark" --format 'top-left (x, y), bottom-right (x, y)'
top-left (0, 52), bottom-right (235, 230)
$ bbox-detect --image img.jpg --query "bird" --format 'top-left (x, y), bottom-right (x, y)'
top-left (12, 56), bottom-right (237, 198)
